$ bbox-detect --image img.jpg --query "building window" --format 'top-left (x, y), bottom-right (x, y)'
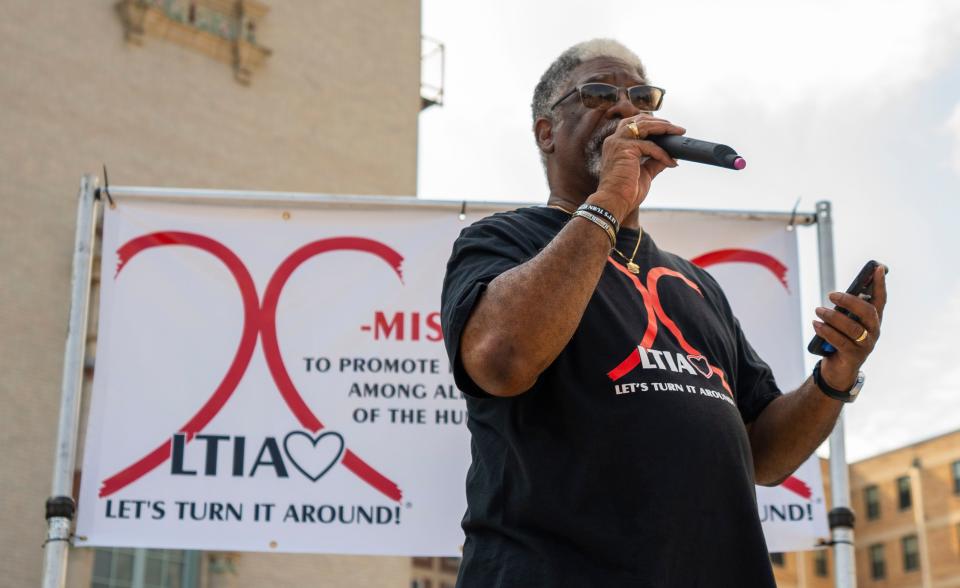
top-left (952, 460), bottom-right (960, 494)
top-left (770, 552), bottom-right (785, 567)
top-left (439, 557), bottom-right (461, 573)
top-left (814, 549), bottom-right (828, 577)
top-left (116, 0), bottom-right (272, 85)
top-left (869, 544), bottom-right (886, 580)
top-left (897, 475), bottom-right (912, 510)
top-left (411, 580), bottom-right (432, 588)
top-left (91, 548), bottom-right (199, 588)
top-left (412, 557), bottom-right (434, 569)
top-left (864, 484), bottom-right (881, 520)
top-left (902, 535), bottom-right (920, 572)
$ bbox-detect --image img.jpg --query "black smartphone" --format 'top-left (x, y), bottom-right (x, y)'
top-left (807, 260), bottom-right (888, 356)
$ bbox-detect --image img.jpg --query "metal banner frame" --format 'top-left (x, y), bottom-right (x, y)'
top-left (816, 201), bottom-right (856, 588)
top-left (42, 175), bottom-right (100, 588)
top-left (42, 175), bottom-right (853, 587)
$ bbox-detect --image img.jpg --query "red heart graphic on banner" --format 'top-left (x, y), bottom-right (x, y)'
top-left (99, 234), bottom-right (405, 502)
top-left (260, 237), bottom-right (405, 501)
top-left (99, 232), bottom-right (260, 497)
top-left (691, 249), bottom-right (789, 292)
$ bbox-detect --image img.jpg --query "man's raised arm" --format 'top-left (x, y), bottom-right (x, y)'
top-left (459, 115), bottom-right (682, 397)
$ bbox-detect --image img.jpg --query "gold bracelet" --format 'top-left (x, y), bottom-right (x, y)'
top-left (572, 210), bottom-right (617, 247)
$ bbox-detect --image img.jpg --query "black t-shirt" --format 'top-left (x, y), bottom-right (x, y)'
top-left (441, 207), bottom-right (782, 588)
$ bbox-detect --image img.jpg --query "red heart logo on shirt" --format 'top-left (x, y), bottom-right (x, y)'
top-left (686, 355), bottom-right (714, 379)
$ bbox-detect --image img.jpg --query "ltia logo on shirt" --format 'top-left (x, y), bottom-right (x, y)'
top-left (612, 346), bottom-right (735, 406)
top-left (629, 346), bottom-right (713, 378)
top-left (612, 347), bottom-right (736, 408)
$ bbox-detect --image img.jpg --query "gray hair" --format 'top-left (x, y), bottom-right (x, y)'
top-left (531, 39), bottom-right (647, 125)
top-left (531, 39), bottom-right (647, 172)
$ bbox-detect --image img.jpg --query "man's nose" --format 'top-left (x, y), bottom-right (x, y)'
top-left (606, 89), bottom-right (643, 119)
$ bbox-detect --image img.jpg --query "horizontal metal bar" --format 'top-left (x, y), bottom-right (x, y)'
top-left (107, 186), bottom-right (818, 225)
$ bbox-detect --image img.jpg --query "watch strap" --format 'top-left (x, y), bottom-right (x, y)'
top-left (813, 360), bottom-right (857, 403)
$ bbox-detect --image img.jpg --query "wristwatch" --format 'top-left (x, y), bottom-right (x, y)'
top-left (813, 360), bottom-right (864, 403)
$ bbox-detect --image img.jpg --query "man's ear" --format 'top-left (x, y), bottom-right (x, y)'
top-left (534, 117), bottom-right (556, 155)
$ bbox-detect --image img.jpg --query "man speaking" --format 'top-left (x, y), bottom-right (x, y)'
top-left (440, 39), bottom-right (886, 587)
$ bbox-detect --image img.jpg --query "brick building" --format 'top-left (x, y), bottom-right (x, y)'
top-left (411, 557), bottom-right (460, 588)
top-left (1, 1), bottom-right (422, 586)
top-left (773, 429), bottom-right (960, 587)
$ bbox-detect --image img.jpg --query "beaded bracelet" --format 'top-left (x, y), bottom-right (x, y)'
top-left (572, 210), bottom-right (617, 247)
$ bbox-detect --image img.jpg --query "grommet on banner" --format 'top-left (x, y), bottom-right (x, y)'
top-left (458, 201), bottom-right (467, 221)
top-left (786, 197), bottom-right (800, 232)
top-left (97, 164), bottom-right (116, 209)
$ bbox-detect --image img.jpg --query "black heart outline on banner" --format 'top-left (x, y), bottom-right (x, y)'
top-left (283, 431), bottom-right (346, 482)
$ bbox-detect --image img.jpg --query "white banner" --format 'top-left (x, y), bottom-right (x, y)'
top-left (76, 197), bottom-right (826, 555)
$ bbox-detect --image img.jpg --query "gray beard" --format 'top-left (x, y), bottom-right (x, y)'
top-left (585, 119), bottom-right (621, 179)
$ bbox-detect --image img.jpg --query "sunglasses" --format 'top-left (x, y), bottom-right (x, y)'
top-left (550, 83), bottom-right (666, 112)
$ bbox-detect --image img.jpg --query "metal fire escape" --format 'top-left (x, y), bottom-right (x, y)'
top-left (420, 36), bottom-right (445, 110)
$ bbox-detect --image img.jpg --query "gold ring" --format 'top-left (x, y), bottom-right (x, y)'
top-left (627, 121), bottom-right (641, 138)
top-left (855, 328), bottom-right (868, 343)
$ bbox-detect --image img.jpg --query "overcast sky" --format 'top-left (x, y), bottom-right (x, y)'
top-left (417, 0), bottom-right (960, 462)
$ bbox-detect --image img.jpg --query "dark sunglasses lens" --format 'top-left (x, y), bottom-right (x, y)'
top-left (628, 86), bottom-right (663, 111)
top-left (579, 84), bottom-right (619, 109)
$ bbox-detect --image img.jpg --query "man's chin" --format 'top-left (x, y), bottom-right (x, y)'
top-left (586, 158), bottom-right (602, 181)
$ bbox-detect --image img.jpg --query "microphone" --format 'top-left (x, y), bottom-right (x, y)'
top-left (649, 135), bottom-right (746, 170)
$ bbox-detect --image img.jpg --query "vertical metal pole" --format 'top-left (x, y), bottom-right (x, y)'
top-left (816, 200), bottom-right (856, 588)
top-left (439, 39), bottom-right (446, 106)
top-left (131, 549), bottom-right (147, 588)
top-left (41, 175), bottom-right (100, 588)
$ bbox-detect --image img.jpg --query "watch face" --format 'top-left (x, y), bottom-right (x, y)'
top-left (849, 372), bottom-right (866, 397)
